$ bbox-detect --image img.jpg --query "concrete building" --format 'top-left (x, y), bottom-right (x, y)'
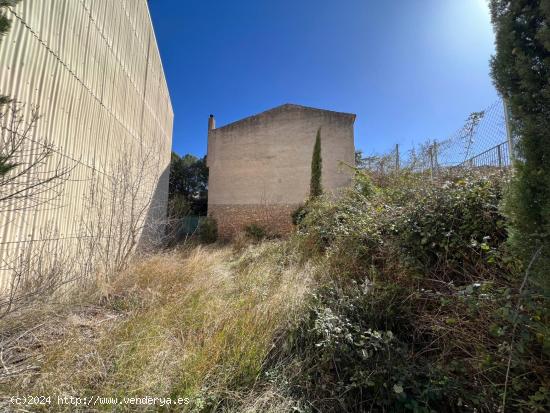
top-left (207, 104), bottom-right (355, 238)
top-left (0, 1), bottom-right (173, 289)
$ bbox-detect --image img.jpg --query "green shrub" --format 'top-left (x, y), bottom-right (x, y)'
top-left (276, 272), bottom-right (549, 412)
top-left (244, 223), bottom-right (267, 241)
top-left (393, 172), bottom-right (510, 282)
top-left (265, 169), bottom-right (549, 412)
top-left (280, 281), bottom-right (444, 412)
top-left (167, 193), bottom-right (192, 219)
top-left (197, 217), bottom-right (217, 244)
top-left (296, 171), bottom-right (511, 283)
top-left (291, 203), bottom-right (307, 226)
top-left (352, 168), bottom-right (376, 198)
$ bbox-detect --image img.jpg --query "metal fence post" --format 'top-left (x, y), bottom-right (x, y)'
top-left (395, 143), bottom-right (400, 171)
top-left (503, 98), bottom-right (514, 164)
top-left (368, 100), bottom-right (512, 178)
top-left (433, 141), bottom-right (438, 173)
top-left (429, 145), bottom-right (434, 180)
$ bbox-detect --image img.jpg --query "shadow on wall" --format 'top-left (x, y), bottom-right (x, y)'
top-left (136, 164), bottom-right (171, 253)
top-left (0, 162), bottom-right (171, 319)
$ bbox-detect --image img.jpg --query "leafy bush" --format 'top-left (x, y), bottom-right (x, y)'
top-left (267, 169), bottom-right (549, 412)
top-left (244, 223), bottom-right (267, 241)
top-left (296, 171), bottom-right (511, 283)
top-left (278, 273), bottom-right (549, 412)
top-left (167, 193), bottom-right (192, 218)
top-left (197, 217), bottom-right (217, 244)
top-left (291, 203), bottom-right (308, 226)
top-left (281, 281), bottom-right (442, 412)
top-left (393, 172), bottom-right (510, 282)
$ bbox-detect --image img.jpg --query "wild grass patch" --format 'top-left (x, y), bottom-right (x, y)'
top-left (1, 243), bottom-right (314, 411)
top-left (2, 170), bottom-right (548, 412)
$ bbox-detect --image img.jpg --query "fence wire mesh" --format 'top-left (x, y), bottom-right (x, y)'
top-left (358, 100), bottom-right (513, 177)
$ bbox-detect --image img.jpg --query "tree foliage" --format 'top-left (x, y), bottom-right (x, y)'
top-left (168, 152), bottom-right (208, 216)
top-left (0, 1), bottom-right (19, 38)
top-left (0, 0), bottom-right (20, 179)
top-left (489, 0), bottom-right (550, 287)
top-left (0, 0), bottom-right (19, 105)
top-left (310, 128), bottom-right (323, 198)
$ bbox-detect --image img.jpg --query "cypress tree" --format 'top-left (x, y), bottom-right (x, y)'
top-left (489, 0), bottom-right (550, 286)
top-left (310, 128), bottom-right (323, 198)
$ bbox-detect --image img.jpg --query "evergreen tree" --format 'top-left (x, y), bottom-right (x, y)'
top-left (168, 152), bottom-right (208, 216)
top-left (0, 1), bottom-right (19, 37)
top-left (0, 0), bottom-right (20, 177)
top-left (310, 128), bottom-right (323, 198)
top-left (489, 0), bottom-right (550, 286)
top-left (1, 1), bottom-right (20, 105)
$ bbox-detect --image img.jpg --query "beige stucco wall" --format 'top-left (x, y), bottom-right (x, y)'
top-left (207, 104), bottom-right (355, 237)
top-left (0, 0), bottom-right (173, 290)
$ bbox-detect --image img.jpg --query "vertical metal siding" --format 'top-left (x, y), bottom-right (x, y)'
top-left (0, 0), bottom-right (173, 290)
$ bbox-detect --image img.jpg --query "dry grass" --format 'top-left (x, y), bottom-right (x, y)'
top-left (0, 242), bottom-right (314, 411)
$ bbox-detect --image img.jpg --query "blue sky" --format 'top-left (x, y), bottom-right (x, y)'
top-left (148, 0), bottom-right (498, 158)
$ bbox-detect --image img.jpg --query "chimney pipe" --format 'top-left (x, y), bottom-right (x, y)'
top-left (208, 114), bottom-right (216, 132)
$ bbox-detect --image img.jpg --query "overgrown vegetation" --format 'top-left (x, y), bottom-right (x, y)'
top-left (272, 170), bottom-right (548, 412)
top-left (244, 223), bottom-right (267, 241)
top-left (489, 0), bottom-right (550, 290)
top-left (197, 216), bottom-right (218, 244)
top-left (168, 152), bottom-right (208, 217)
top-left (3, 169), bottom-right (547, 412)
top-left (2, 2), bottom-right (549, 408)
top-left (0, 244), bottom-right (312, 412)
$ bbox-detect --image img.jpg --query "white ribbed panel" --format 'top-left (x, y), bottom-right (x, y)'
top-left (0, 0), bottom-right (173, 290)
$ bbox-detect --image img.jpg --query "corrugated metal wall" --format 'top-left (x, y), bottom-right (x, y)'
top-left (0, 0), bottom-right (173, 290)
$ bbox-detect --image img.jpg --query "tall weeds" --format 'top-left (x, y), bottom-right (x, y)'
top-left (1, 242), bottom-right (314, 411)
top-left (268, 170), bottom-right (549, 412)
top-left (1, 169), bottom-right (548, 413)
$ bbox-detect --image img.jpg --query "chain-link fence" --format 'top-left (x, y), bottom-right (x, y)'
top-left (357, 100), bottom-right (514, 178)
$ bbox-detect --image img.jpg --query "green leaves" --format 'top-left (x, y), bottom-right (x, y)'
top-left (0, 0), bottom-right (20, 104)
top-left (168, 152), bottom-right (208, 216)
top-left (0, 1), bottom-right (19, 41)
top-left (0, 154), bottom-right (18, 176)
top-left (394, 172), bottom-right (509, 281)
top-left (490, 0), bottom-right (550, 289)
top-left (276, 166), bottom-right (550, 411)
